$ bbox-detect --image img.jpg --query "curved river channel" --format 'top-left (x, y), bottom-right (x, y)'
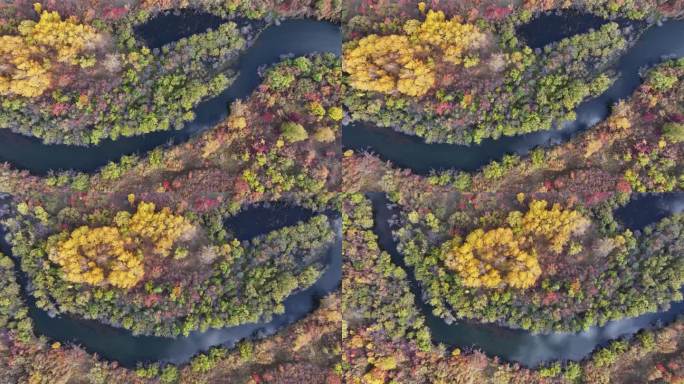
top-left (0, 16), bottom-right (341, 175)
top-left (0, 199), bottom-right (342, 367)
top-left (1, 10), bottom-right (684, 368)
top-left (0, 11), bottom-right (343, 366)
top-left (343, 19), bottom-right (684, 174)
top-left (369, 192), bottom-right (684, 367)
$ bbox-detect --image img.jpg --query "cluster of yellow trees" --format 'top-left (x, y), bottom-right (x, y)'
top-left (446, 199), bottom-right (585, 289)
top-left (510, 200), bottom-right (586, 254)
top-left (49, 202), bottom-right (193, 289)
top-left (0, 6), bottom-right (99, 97)
top-left (343, 10), bottom-right (485, 97)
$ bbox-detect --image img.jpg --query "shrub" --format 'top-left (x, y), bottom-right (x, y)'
top-left (281, 121), bottom-right (309, 143)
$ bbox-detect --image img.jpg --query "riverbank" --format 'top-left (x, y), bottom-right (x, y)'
top-left (343, 21), bottom-right (684, 188)
top-left (0, 190), bottom-right (341, 366)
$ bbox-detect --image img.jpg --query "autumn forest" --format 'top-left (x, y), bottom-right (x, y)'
top-left (0, 0), bottom-right (683, 383)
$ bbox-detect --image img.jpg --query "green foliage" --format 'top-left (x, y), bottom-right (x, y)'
top-left (159, 365), bottom-right (178, 384)
top-left (0, 17), bottom-right (246, 145)
top-left (0, 254), bottom-right (33, 342)
top-left (343, 195), bottom-right (432, 352)
top-left (281, 121), bottom-right (309, 143)
top-left (538, 362), bottom-right (561, 378)
top-left (452, 172), bottom-right (472, 191)
top-left (593, 340), bottom-right (628, 367)
top-left (344, 20), bottom-right (626, 144)
top-left (267, 68), bottom-right (296, 90)
top-left (563, 362), bottom-right (582, 382)
top-left (648, 70), bottom-right (678, 91)
top-left (17, 206), bottom-right (334, 337)
top-left (663, 122), bottom-right (684, 143)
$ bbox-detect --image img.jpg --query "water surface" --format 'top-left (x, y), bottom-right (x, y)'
top-left (369, 192), bottom-right (684, 367)
top-left (0, 19), bottom-right (341, 175)
top-left (0, 205), bottom-right (341, 367)
top-left (343, 20), bottom-right (684, 174)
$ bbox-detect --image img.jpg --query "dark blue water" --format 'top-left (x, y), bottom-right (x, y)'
top-left (135, 9), bottom-right (229, 49)
top-left (369, 192), bottom-right (684, 367)
top-left (224, 203), bottom-right (318, 241)
top-left (516, 11), bottom-right (618, 49)
top-left (343, 21), bottom-right (684, 174)
top-left (0, 203), bottom-right (341, 367)
top-left (0, 18), bottom-right (341, 175)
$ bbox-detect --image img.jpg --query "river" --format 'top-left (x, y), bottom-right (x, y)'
top-left (0, 17), bottom-right (341, 175)
top-left (0, 197), bottom-right (341, 367)
top-left (368, 192), bottom-right (684, 367)
top-left (343, 20), bottom-right (684, 174)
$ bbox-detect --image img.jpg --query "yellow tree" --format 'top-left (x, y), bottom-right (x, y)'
top-left (0, 9), bottom-right (99, 97)
top-left (446, 199), bottom-right (585, 290)
top-left (513, 200), bottom-right (585, 254)
top-left (343, 34), bottom-right (435, 97)
top-left (447, 227), bottom-right (541, 289)
top-left (126, 201), bottom-right (194, 257)
top-left (49, 226), bottom-right (144, 289)
top-left (49, 201), bottom-right (193, 290)
top-left (343, 10), bottom-right (486, 97)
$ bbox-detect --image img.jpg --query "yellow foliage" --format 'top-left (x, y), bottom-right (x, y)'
top-left (609, 116), bottom-right (631, 130)
top-left (227, 115), bottom-right (247, 130)
top-left (0, 10), bottom-right (99, 97)
top-left (127, 202), bottom-right (194, 257)
top-left (447, 228), bottom-right (541, 289)
top-left (447, 199), bottom-right (585, 289)
top-left (514, 200), bottom-right (584, 254)
top-left (343, 10), bottom-right (485, 97)
top-left (49, 226), bottom-right (142, 289)
top-left (344, 34), bottom-right (434, 97)
top-left (584, 137), bottom-right (604, 158)
top-left (403, 10), bottom-right (485, 66)
top-left (202, 137), bottom-right (222, 158)
top-left (49, 201), bottom-right (193, 289)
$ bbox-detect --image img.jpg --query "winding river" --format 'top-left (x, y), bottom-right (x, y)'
top-left (343, 20), bottom-right (684, 174)
top-left (369, 192), bottom-right (684, 367)
top-left (2, 8), bottom-right (684, 369)
top-left (0, 17), bottom-right (341, 175)
top-left (0, 12), bottom-right (343, 366)
top-left (0, 198), bottom-right (341, 367)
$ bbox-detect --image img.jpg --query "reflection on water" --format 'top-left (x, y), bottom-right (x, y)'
top-left (0, 18), bottom-right (341, 175)
top-left (369, 192), bottom-right (684, 367)
top-left (0, 204), bottom-right (341, 367)
top-left (344, 20), bottom-right (684, 174)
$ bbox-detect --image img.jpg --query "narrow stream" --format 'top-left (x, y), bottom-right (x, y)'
top-left (0, 199), bottom-right (341, 367)
top-left (368, 192), bottom-right (684, 367)
top-left (516, 11), bottom-right (619, 49)
top-left (134, 9), bottom-right (230, 49)
top-left (343, 20), bottom-right (684, 174)
top-left (0, 18), bottom-right (341, 175)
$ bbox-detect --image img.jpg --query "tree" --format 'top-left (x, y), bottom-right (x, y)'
top-left (313, 126), bottom-right (336, 142)
top-left (0, 9), bottom-right (99, 97)
top-left (445, 199), bottom-right (586, 289)
top-left (446, 227), bottom-right (541, 289)
top-left (663, 122), bottom-right (684, 143)
top-left (49, 226), bottom-right (143, 289)
top-left (48, 201), bottom-right (193, 289)
top-left (281, 121), bottom-right (308, 143)
top-left (344, 34), bottom-right (435, 97)
top-left (343, 10), bottom-right (485, 97)
top-left (327, 106), bottom-right (344, 121)
top-left (512, 200), bottom-right (586, 254)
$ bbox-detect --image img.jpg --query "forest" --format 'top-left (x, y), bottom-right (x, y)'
top-left (2, 0), bottom-right (684, 383)
top-left (343, 3), bottom-right (630, 144)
